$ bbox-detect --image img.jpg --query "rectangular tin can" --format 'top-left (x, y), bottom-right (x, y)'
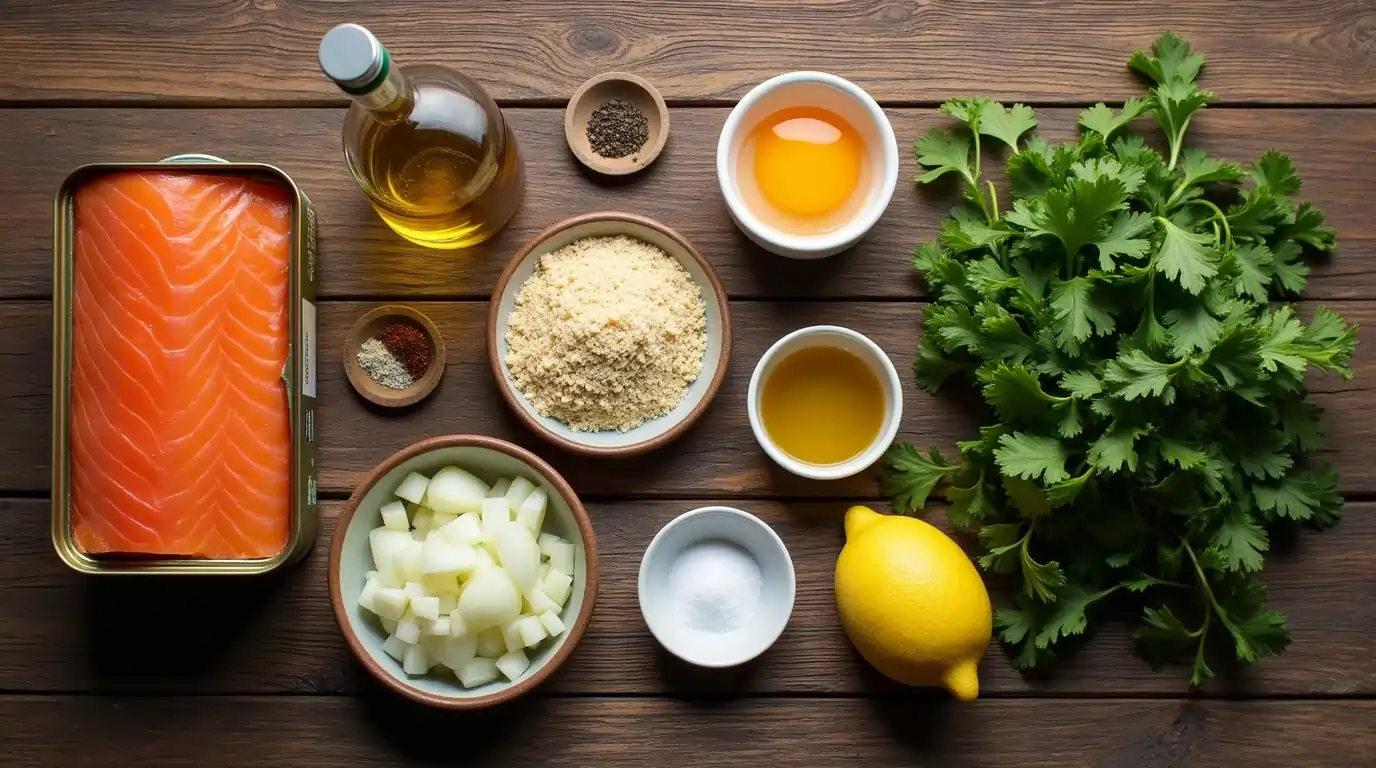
top-left (51, 156), bottom-right (319, 574)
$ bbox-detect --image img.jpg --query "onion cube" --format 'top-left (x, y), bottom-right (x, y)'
top-left (473, 546), bottom-right (497, 572)
top-left (456, 566), bottom-right (521, 630)
top-left (457, 657), bottom-right (500, 688)
top-left (358, 577), bottom-right (382, 615)
top-left (395, 471), bottom-right (431, 504)
top-left (381, 633), bottom-right (409, 662)
top-left (402, 643), bottom-right (430, 676)
top-left (437, 513), bottom-right (483, 547)
top-left (487, 478), bottom-right (512, 499)
top-left (436, 634), bottom-right (478, 671)
top-left (495, 649), bottom-right (531, 682)
top-left (475, 627), bottom-right (506, 658)
top-left (379, 500), bottom-right (410, 531)
top-left (516, 615), bottom-right (547, 648)
top-left (402, 581), bottom-right (426, 600)
top-left (364, 569), bottom-right (378, 581)
top-left (411, 595), bottom-right (441, 621)
top-left (500, 617), bottom-right (525, 653)
top-left (546, 541), bottom-right (575, 575)
top-left (437, 595), bottom-right (458, 614)
top-left (411, 506), bottom-right (434, 534)
top-left (380, 616), bottom-right (399, 635)
top-left (543, 568), bottom-right (573, 607)
top-left (396, 615), bottom-right (423, 645)
top-left (423, 617), bottom-right (451, 637)
top-left (425, 466), bottom-right (490, 515)
top-left (516, 489), bottom-right (548, 533)
top-left (430, 512), bottom-right (457, 530)
top-left (448, 609), bottom-right (469, 638)
top-left (495, 524), bottom-right (542, 593)
top-left (400, 541), bottom-right (424, 582)
top-left (524, 585), bottom-right (558, 614)
top-left (481, 497), bottom-right (509, 541)
top-left (373, 587), bottom-right (410, 621)
top-left (504, 476), bottom-right (536, 513)
top-left (369, 528), bottom-right (413, 573)
top-left (538, 611), bottom-right (566, 638)
top-left (422, 573), bottom-right (462, 597)
top-left (420, 537), bottom-right (478, 578)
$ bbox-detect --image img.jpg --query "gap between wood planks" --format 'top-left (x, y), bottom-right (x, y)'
top-left (0, 690), bottom-right (1371, 701)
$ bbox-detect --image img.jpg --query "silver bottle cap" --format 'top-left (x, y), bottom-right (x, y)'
top-left (318, 23), bottom-right (383, 92)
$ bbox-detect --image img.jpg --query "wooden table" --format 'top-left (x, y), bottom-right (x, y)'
top-left (4, 1), bottom-right (1375, 764)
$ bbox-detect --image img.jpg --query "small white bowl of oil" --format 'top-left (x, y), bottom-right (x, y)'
top-left (638, 506), bottom-right (796, 668)
top-left (717, 72), bottom-right (899, 259)
top-left (747, 325), bottom-right (903, 481)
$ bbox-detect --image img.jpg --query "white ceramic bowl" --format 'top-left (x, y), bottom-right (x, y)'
top-left (488, 212), bottom-right (732, 458)
top-left (638, 506), bottom-right (795, 668)
top-left (716, 71), bottom-right (899, 259)
top-left (747, 325), bottom-right (903, 480)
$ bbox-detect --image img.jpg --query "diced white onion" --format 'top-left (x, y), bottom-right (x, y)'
top-left (457, 657), bottom-right (500, 688)
top-left (494, 524), bottom-right (541, 594)
top-left (381, 634), bottom-right (409, 662)
top-left (495, 649), bottom-right (531, 682)
top-left (481, 497), bottom-right (510, 541)
top-left (424, 466), bottom-right (489, 514)
top-left (475, 627), bottom-right (506, 659)
top-left (486, 478), bottom-right (512, 499)
top-left (538, 611), bottom-right (566, 638)
top-left (380, 500), bottom-right (410, 531)
top-left (402, 643), bottom-right (430, 676)
top-left (410, 595), bottom-right (440, 621)
top-left (503, 477), bottom-right (536, 513)
top-left (396, 615), bottom-right (422, 645)
top-left (543, 568), bottom-right (573, 607)
top-left (516, 615), bottom-right (547, 648)
top-left (395, 471), bottom-right (431, 504)
top-left (516, 488), bottom-right (548, 532)
top-left (547, 541), bottom-right (575, 575)
top-left (456, 567), bottom-right (521, 629)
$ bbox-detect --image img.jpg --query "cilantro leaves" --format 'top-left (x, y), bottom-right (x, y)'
top-left (889, 33), bottom-right (1357, 687)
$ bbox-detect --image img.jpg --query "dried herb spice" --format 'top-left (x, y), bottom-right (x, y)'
top-left (586, 98), bottom-right (649, 159)
top-left (357, 322), bottom-right (434, 390)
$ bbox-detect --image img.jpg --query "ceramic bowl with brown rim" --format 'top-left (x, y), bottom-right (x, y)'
top-left (328, 435), bottom-right (599, 709)
top-left (487, 212), bottom-right (732, 458)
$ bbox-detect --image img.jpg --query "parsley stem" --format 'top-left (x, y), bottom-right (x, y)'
top-left (1184, 539), bottom-right (1244, 640)
top-left (987, 181), bottom-right (1000, 221)
top-left (1187, 199), bottom-right (1233, 249)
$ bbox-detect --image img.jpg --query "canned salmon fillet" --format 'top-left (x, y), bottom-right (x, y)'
top-left (70, 171), bottom-right (293, 559)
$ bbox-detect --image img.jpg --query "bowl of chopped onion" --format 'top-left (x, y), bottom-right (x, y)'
top-left (329, 434), bottom-right (599, 709)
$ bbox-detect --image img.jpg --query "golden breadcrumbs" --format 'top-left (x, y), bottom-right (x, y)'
top-left (505, 235), bottom-right (708, 432)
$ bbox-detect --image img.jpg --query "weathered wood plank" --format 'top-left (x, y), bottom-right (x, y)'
top-left (3, 0), bottom-right (1373, 104)
top-left (5, 695), bottom-right (1374, 766)
top-left (3, 107), bottom-right (1372, 299)
top-left (5, 300), bottom-right (1371, 495)
top-left (3, 498), bottom-right (1372, 695)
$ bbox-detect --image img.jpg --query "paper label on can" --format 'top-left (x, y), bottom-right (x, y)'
top-left (301, 298), bottom-right (317, 398)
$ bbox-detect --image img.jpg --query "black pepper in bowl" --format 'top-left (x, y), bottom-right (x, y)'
top-left (586, 98), bottom-right (650, 159)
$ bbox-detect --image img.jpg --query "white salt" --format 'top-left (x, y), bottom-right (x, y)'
top-left (668, 540), bottom-right (762, 634)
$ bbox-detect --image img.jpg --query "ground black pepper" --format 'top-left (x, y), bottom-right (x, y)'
top-left (586, 98), bottom-right (650, 159)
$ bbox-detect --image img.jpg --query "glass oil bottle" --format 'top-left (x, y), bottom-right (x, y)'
top-left (319, 23), bottom-right (523, 249)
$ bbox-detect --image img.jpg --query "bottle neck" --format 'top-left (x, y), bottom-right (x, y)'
top-left (342, 52), bottom-right (412, 123)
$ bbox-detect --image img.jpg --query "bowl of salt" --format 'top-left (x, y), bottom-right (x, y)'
top-left (637, 506), bottom-right (795, 668)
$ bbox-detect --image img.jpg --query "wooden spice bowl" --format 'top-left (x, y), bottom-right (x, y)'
top-left (564, 72), bottom-right (670, 176)
top-left (343, 305), bottom-right (446, 408)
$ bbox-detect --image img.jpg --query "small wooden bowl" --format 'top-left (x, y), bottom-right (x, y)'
top-left (564, 72), bottom-right (670, 176)
top-left (343, 305), bottom-right (446, 408)
top-left (488, 212), bottom-right (732, 458)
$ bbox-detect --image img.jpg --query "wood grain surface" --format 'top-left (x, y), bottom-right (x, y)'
top-left (8, 300), bottom-right (1372, 495)
top-left (3, 0), bottom-right (1374, 104)
top-left (4, 499), bottom-right (1373, 696)
top-left (6, 695), bottom-right (1375, 766)
top-left (4, 108), bottom-right (1373, 300)
top-left (7, 2), bottom-right (1376, 763)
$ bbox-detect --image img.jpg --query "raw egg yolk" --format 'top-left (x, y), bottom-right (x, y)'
top-left (751, 106), bottom-right (863, 218)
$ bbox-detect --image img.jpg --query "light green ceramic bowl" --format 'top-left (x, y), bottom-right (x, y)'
top-left (328, 435), bottom-right (599, 709)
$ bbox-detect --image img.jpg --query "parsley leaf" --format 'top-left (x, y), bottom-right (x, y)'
top-left (978, 101), bottom-right (1037, 151)
top-left (995, 433), bottom-right (1071, 484)
top-left (882, 443), bottom-right (961, 514)
top-left (1155, 217), bottom-right (1219, 294)
top-left (1079, 98), bottom-right (1151, 140)
top-left (1050, 277), bottom-right (1116, 353)
top-left (915, 128), bottom-right (974, 185)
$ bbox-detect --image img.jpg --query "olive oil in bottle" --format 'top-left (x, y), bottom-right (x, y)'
top-left (318, 24), bottom-right (523, 249)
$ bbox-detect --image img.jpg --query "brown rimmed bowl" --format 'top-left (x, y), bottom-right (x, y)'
top-left (343, 305), bottom-right (446, 408)
top-left (564, 72), bottom-right (670, 176)
top-left (487, 212), bottom-right (733, 458)
top-left (328, 435), bottom-right (599, 709)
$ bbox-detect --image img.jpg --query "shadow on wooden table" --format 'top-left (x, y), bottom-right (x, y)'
top-left (83, 571), bottom-right (294, 689)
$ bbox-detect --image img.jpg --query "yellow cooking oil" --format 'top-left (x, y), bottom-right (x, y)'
top-left (319, 24), bottom-right (523, 249)
top-left (760, 345), bottom-right (885, 465)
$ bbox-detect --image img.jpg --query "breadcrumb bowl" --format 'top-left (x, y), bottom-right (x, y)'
top-left (487, 212), bottom-right (732, 458)
top-left (329, 435), bottom-right (599, 709)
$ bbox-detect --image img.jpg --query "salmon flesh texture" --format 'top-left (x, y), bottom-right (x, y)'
top-left (70, 171), bottom-right (293, 559)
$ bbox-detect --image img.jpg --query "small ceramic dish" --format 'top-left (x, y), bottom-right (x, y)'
top-left (747, 325), bottom-right (903, 480)
top-left (329, 435), bottom-right (599, 709)
top-left (565, 72), bottom-right (670, 175)
top-left (716, 71), bottom-right (899, 259)
top-left (638, 506), bottom-right (795, 668)
top-left (343, 305), bottom-right (446, 408)
top-left (487, 211), bottom-right (732, 458)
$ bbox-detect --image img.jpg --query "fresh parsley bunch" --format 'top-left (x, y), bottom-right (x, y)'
top-left (883, 32), bottom-right (1357, 685)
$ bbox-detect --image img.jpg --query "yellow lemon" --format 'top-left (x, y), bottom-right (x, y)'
top-left (834, 505), bottom-right (992, 701)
